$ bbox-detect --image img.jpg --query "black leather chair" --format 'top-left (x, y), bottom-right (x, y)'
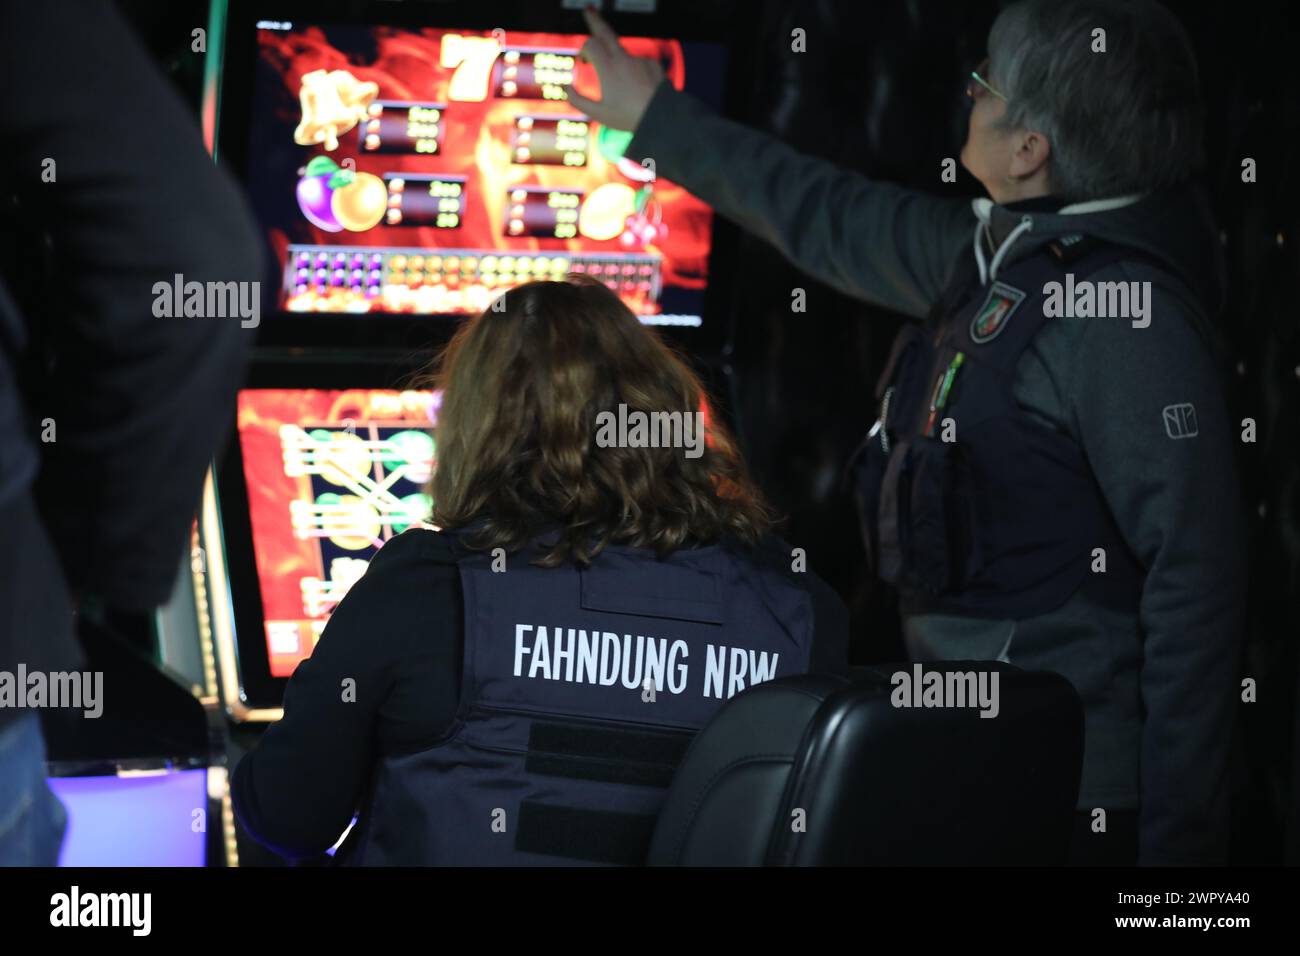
top-left (648, 662), bottom-right (1084, 865)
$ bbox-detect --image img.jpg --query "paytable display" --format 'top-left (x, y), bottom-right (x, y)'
top-left (249, 24), bottom-right (720, 324)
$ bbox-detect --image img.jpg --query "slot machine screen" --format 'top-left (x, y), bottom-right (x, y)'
top-left (229, 388), bottom-right (438, 684)
top-left (48, 770), bottom-right (210, 867)
top-left (237, 16), bottom-right (726, 326)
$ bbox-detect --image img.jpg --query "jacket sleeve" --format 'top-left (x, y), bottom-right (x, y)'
top-left (230, 532), bottom-right (460, 860)
top-left (627, 79), bottom-right (974, 318)
top-left (0, 0), bottom-right (261, 608)
top-left (1067, 267), bottom-right (1246, 865)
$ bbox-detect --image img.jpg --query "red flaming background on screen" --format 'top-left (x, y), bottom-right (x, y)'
top-left (257, 26), bottom-right (713, 317)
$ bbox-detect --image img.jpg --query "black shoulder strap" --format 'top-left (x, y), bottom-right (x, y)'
top-left (1043, 232), bottom-right (1108, 266)
top-left (872, 321), bottom-right (925, 401)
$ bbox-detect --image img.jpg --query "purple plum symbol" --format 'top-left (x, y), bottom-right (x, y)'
top-left (296, 155), bottom-right (345, 232)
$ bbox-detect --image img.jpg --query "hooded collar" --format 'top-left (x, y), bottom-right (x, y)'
top-left (969, 192), bottom-right (1147, 285)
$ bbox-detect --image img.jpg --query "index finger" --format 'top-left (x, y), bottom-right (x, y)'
top-left (577, 35), bottom-right (609, 70)
top-left (583, 6), bottom-right (623, 52)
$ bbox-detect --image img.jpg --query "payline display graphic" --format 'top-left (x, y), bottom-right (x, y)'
top-left (238, 389), bottom-right (438, 677)
top-left (254, 25), bottom-right (715, 322)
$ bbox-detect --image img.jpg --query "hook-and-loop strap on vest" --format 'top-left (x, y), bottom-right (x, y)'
top-left (852, 236), bottom-right (1148, 619)
top-left (349, 535), bottom-right (815, 865)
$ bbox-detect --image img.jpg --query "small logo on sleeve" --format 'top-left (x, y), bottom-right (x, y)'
top-left (1162, 403), bottom-right (1198, 439)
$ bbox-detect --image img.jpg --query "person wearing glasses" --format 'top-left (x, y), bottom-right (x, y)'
top-left (571, 0), bottom-right (1245, 866)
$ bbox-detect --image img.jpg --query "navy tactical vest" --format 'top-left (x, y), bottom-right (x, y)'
top-left (344, 533), bottom-right (814, 865)
top-left (852, 236), bottom-right (1154, 619)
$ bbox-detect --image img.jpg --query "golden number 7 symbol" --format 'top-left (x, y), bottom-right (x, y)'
top-left (440, 33), bottom-right (503, 103)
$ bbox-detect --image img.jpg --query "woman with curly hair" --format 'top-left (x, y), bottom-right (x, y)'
top-left (233, 276), bottom-right (848, 865)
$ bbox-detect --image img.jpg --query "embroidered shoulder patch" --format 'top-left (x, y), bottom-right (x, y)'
top-left (969, 281), bottom-right (1026, 344)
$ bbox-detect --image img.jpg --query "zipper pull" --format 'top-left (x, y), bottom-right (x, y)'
top-left (869, 385), bottom-right (895, 454)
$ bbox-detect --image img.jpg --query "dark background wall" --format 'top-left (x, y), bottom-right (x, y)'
top-left (116, 0), bottom-right (1298, 863)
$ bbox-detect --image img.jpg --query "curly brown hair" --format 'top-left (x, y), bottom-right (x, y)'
top-left (422, 276), bottom-right (773, 566)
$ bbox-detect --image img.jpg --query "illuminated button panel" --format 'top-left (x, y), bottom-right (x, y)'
top-left (283, 245), bottom-right (662, 315)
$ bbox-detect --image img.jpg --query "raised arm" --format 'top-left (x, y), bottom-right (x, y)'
top-left (569, 7), bottom-right (972, 317)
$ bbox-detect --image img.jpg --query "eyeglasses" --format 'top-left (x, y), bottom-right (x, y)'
top-left (966, 58), bottom-right (1007, 103)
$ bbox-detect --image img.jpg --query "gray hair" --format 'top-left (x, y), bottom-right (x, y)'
top-left (987, 0), bottom-right (1204, 201)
